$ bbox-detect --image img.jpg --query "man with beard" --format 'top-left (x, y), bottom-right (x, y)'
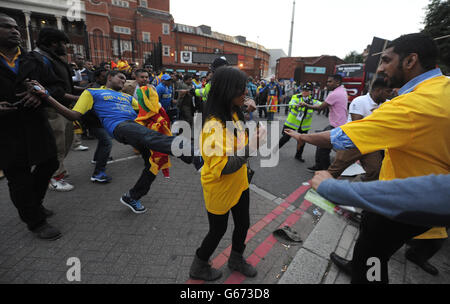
top-left (0, 13), bottom-right (66, 240)
top-left (285, 33), bottom-right (449, 283)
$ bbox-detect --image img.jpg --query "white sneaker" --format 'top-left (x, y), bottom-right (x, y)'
top-left (73, 145), bottom-right (89, 151)
top-left (48, 178), bottom-right (75, 192)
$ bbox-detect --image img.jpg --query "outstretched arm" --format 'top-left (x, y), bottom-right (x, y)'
top-left (26, 80), bottom-right (82, 121)
top-left (284, 129), bottom-right (333, 149)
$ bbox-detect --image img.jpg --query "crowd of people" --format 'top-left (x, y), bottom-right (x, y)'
top-left (0, 11), bottom-right (449, 285)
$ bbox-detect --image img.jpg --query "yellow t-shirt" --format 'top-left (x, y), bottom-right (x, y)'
top-left (200, 113), bottom-right (249, 215)
top-left (341, 75), bottom-right (450, 239)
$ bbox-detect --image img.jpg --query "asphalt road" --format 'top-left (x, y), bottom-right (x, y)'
top-left (251, 112), bottom-right (332, 207)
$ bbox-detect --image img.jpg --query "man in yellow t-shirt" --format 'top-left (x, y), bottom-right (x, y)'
top-left (285, 33), bottom-right (449, 283)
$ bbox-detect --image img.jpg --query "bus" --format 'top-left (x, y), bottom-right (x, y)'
top-left (335, 63), bottom-right (366, 102)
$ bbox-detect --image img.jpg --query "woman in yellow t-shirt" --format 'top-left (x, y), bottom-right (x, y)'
top-left (189, 67), bottom-right (266, 281)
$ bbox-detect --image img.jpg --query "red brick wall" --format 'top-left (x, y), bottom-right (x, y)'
top-left (146, 0), bottom-right (170, 12)
top-left (84, 1), bottom-right (269, 74)
top-left (174, 31), bottom-right (269, 79)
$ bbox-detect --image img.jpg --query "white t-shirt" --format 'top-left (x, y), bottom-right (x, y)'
top-left (347, 93), bottom-right (380, 122)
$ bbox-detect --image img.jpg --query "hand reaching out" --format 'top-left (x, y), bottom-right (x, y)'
top-left (284, 128), bottom-right (304, 146)
top-left (310, 171), bottom-right (334, 190)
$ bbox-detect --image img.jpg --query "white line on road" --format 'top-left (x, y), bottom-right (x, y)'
top-left (107, 155), bottom-right (140, 164)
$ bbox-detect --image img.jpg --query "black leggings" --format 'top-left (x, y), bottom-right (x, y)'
top-left (197, 189), bottom-right (250, 261)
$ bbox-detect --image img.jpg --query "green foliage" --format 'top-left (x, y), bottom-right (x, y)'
top-left (422, 0), bottom-right (450, 74)
top-left (343, 51), bottom-right (364, 64)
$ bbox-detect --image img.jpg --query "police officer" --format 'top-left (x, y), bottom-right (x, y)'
top-left (277, 83), bottom-right (321, 161)
top-left (194, 56), bottom-right (229, 102)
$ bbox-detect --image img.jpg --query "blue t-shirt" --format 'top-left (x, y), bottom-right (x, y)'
top-left (156, 83), bottom-right (173, 111)
top-left (73, 88), bottom-right (138, 137)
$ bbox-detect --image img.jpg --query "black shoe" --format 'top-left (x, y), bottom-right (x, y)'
top-left (330, 252), bottom-right (352, 276)
top-left (405, 251), bottom-right (439, 276)
top-left (193, 156), bottom-right (204, 172)
top-left (32, 223), bottom-right (62, 241)
top-left (40, 206), bottom-right (55, 218)
top-left (179, 155), bottom-right (193, 164)
top-left (189, 254), bottom-right (222, 281)
top-left (307, 166), bottom-right (321, 172)
top-left (228, 250), bottom-right (257, 278)
top-left (295, 156), bottom-right (305, 162)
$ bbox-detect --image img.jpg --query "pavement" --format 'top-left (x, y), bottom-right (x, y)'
top-left (0, 111), bottom-right (448, 284)
top-left (279, 198), bottom-right (450, 285)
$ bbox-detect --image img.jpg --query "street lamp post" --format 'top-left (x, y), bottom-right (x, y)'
top-left (288, 0), bottom-right (296, 57)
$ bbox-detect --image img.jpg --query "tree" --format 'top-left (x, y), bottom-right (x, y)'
top-left (343, 51), bottom-right (364, 64)
top-left (422, 0), bottom-right (450, 74)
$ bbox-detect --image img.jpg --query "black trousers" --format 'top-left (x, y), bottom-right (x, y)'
top-left (351, 211), bottom-right (430, 284)
top-left (197, 189), bottom-right (250, 261)
top-left (258, 106), bottom-right (267, 118)
top-left (314, 125), bottom-right (334, 169)
top-left (129, 143), bottom-right (157, 201)
top-left (3, 157), bottom-right (59, 230)
top-left (278, 126), bottom-right (308, 156)
top-left (406, 238), bottom-right (447, 263)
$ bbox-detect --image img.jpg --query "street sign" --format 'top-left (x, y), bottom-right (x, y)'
top-left (305, 66), bottom-right (326, 74)
top-left (180, 51), bottom-right (192, 64)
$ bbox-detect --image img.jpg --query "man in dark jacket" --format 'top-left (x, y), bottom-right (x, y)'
top-left (33, 27), bottom-right (82, 191)
top-left (0, 13), bottom-right (66, 240)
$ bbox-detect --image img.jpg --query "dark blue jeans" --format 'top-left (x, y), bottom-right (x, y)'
top-left (90, 127), bottom-right (112, 174)
top-left (113, 120), bottom-right (186, 200)
top-left (113, 120), bottom-right (176, 156)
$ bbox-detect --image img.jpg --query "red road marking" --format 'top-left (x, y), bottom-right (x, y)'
top-left (186, 184), bottom-right (310, 284)
top-left (223, 201), bottom-right (308, 284)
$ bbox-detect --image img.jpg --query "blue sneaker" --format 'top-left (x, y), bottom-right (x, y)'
top-left (120, 193), bottom-right (147, 214)
top-left (91, 171), bottom-right (112, 183)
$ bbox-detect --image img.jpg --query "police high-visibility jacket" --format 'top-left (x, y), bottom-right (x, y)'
top-left (284, 95), bottom-right (321, 131)
top-left (195, 82), bottom-right (211, 102)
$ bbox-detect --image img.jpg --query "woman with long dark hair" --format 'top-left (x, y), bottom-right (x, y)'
top-left (189, 66), bottom-right (266, 281)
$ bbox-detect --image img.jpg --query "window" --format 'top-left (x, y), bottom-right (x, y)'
top-left (112, 0), bottom-right (129, 8)
top-left (113, 40), bottom-right (132, 56)
top-left (162, 23), bottom-right (170, 35)
top-left (163, 45), bottom-right (170, 57)
top-left (142, 32), bottom-right (151, 42)
top-left (113, 26), bottom-right (131, 35)
top-left (139, 0), bottom-right (148, 8)
top-left (143, 51), bottom-right (152, 62)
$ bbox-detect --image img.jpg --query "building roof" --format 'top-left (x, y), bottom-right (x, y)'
top-left (174, 23), bottom-right (268, 53)
top-left (137, 7), bottom-right (173, 21)
top-left (279, 55), bottom-right (343, 65)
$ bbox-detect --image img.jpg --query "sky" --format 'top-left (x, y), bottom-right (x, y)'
top-left (170, 0), bottom-right (431, 59)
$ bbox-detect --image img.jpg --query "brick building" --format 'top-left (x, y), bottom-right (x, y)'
top-left (276, 55), bottom-right (345, 88)
top-left (0, 0), bottom-right (269, 76)
top-left (0, 0), bottom-right (88, 55)
top-left (173, 24), bottom-right (269, 78)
